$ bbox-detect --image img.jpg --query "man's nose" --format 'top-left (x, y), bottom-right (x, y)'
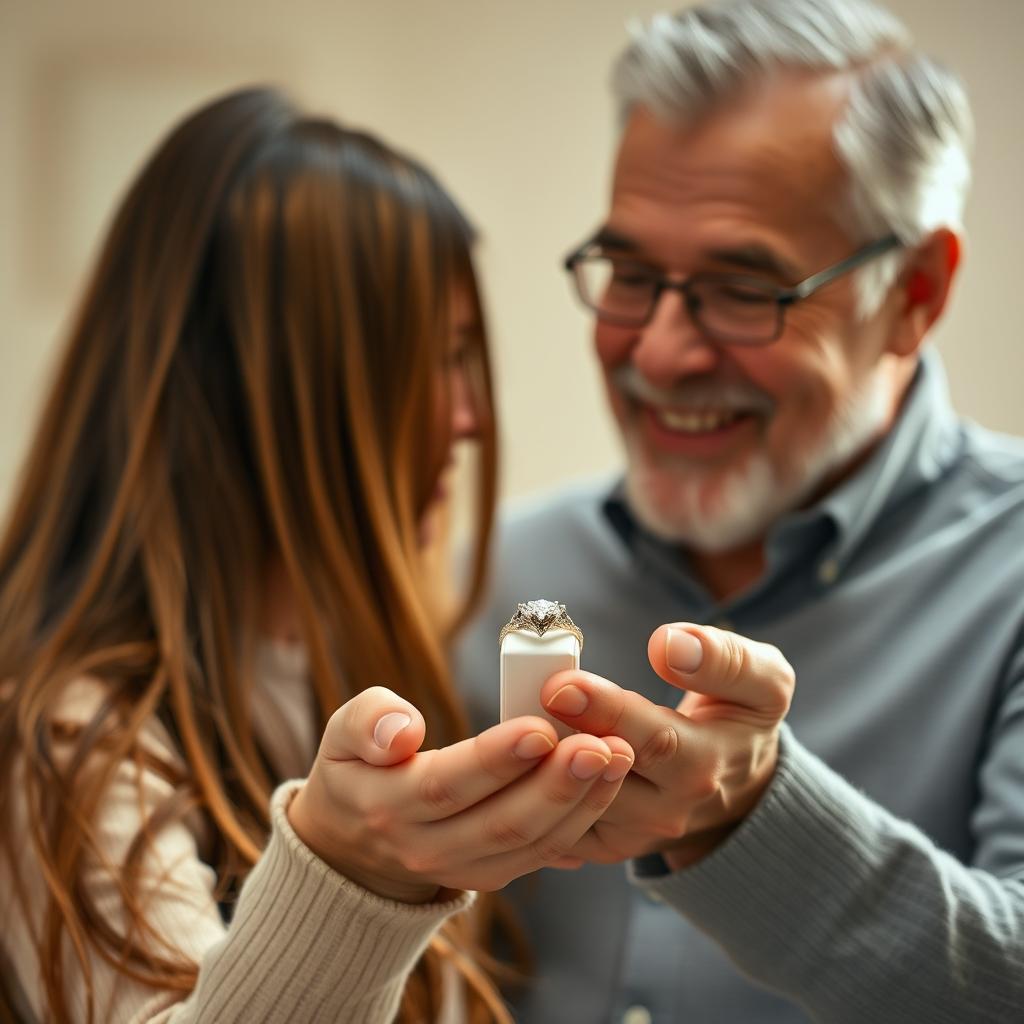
top-left (630, 288), bottom-right (721, 387)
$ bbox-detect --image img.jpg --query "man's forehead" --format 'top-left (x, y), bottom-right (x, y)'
top-left (609, 72), bottom-right (855, 236)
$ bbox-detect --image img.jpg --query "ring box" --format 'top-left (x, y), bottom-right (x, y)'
top-left (500, 629), bottom-right (580, 739)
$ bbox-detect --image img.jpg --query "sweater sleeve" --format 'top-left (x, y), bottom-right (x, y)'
top-left (628, 716), bottom-right (1024, 1023)
top-left (3, 710), bottom-right (473, 1024)
top-left (137, 781), bottom-right (473, 1024)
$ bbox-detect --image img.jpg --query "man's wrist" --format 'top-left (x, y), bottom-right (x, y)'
top-left (658, 747), bottom-right (781, 871)
top-left (659, 822), bottom-right (739, 870)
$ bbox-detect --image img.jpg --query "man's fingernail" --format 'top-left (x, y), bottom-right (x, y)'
top-left (546, 684), bottom-right (588, 716)
top-left (570, 750), bottom-right (610, 780)
top-left (666, 628), bottom-right (703, 674)
top-left (602, 754), bottom-right (634, 783)
top-left (514, 731), bottom-right (556, 759)
top-left (373, 712), bottom-right (412, 750)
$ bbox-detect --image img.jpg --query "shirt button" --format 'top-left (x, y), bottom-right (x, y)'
top-left (622, 1007), bottom-right (653, 1024)
top-left (818, 558), bottom-right (840, 585)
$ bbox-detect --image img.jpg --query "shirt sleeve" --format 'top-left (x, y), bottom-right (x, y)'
top-left (628, 701), bottom-right (1024, 1023)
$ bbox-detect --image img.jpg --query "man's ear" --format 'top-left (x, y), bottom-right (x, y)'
top-left (887, 228), bottom-right (963, 357)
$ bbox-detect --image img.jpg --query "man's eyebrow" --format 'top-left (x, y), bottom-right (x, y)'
top-left (704, 244), bottom-right (800, 281)
top-left (588, 227), bottom-right (643, 253)
top-left (586, 230), bottom-right (801, 280)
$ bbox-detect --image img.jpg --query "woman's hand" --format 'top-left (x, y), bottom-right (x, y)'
top-left (287, 686), bottom-right (634, 903)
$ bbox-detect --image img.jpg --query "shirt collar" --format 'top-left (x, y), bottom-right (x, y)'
top-left (813, 347), bottom-right (962, 570)
top-left (603, 347), bottom-right (962, 576)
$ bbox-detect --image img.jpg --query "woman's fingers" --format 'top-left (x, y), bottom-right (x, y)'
top-left (422, 733), bottom-right (632, 863)
top-left (435, 734), bottom-right (635, 888)
top-left (318, 686), bottom-right (427, 766)
top-left (399, 715), bottom-right (567, 822)
top-left (507, 734), bottom-right (634, 863)
top-left (303, 691), bottom-right (639, 895)
top-left (308, 687), bottom-right (643, 894)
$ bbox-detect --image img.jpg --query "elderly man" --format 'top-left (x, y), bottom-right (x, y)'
top-left (456, 0), bottom-right (1024, 1021)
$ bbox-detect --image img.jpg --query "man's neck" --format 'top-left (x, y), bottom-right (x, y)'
top-left (689, 541), bottom-right (767, 603)
top-left (688, 429), bottom-right (881, 602)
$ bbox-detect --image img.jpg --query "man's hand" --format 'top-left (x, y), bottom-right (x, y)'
top-left (540, 623), bottom-right (795, 870)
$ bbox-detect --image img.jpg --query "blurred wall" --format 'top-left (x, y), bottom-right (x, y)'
top-left (1, 0), bottom-right (1022, 516)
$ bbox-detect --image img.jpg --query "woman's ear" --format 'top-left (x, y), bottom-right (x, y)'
top-left (887, 228), bottom-right (963, 357)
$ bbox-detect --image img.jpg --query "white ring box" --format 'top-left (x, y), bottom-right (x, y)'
top-left (500, 628), bottom-right (580, 739)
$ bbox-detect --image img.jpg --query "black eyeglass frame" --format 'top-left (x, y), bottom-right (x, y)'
top-left (563, 232), bottom-right (903, 344)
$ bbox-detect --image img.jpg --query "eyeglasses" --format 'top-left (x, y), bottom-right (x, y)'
top-left (563, 233), bottom-right (902, 345)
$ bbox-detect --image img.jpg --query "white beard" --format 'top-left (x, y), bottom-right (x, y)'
top-left (622, 366), bottom-right (893, 552)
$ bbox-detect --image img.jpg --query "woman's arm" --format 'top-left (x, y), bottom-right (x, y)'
top-left (6, 683), bottom-right (633, 1023)
top-left (139, 781), bottom-right (474, 1024)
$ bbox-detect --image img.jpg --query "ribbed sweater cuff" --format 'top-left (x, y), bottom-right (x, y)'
top-left (188, 780), bottom-right (475, 1023)
top-left (627, 725), bottom-right (870, 977)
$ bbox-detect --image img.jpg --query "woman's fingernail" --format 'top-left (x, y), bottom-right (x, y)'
top-left (373, 712), bottom-right (412, 750)
top-left (546, 684), bottom-right (588, 716)
top-left (602, 754), bottom-right (634, 783)
top-left (514, 731), bottom-right (556, 760)
top-left (570, 750), bottom-right (610, 780)
top-left (666, 628), bottom-right (703, 675)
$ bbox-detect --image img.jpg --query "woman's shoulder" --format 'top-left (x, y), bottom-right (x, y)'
top-left (7, 671), bottom-right (210, 878)
top-left (48, 674), bottom-right (186, 772)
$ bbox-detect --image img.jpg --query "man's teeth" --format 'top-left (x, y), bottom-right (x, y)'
top-left (654, 408), bottom-right (743, 433)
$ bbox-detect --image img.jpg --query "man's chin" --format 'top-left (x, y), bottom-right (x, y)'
top-left (624, 458), bottom-right (783, 554)
top-left (619, 369), bottom-right (896, 554)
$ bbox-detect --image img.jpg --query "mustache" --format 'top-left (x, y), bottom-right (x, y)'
top-left (610, 364), bottom-right (776, 415)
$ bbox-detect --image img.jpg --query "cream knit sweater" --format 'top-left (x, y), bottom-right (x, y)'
top-left (1, 643), bottom-right (474, 1023)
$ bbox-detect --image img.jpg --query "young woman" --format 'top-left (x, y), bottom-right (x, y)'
top-left (0, 87), bottom-right (634, 1023)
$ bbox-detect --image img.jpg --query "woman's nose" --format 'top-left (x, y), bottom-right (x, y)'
top-left (449, 362), bottom-right (481, 441)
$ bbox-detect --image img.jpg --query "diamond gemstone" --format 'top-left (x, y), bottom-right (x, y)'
top-left (521, 599), bottom-right (561, 626)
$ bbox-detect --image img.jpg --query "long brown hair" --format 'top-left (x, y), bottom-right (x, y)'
top-left (0, 86), bottom-right (505, 1022)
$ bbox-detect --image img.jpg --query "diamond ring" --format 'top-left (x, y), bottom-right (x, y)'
top-left (498, 599), bottom-right (584, 652)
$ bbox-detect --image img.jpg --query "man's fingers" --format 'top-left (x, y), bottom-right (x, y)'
top-left (540, 670), bottom-right (649, 739)
top-left (540, 670), bottom-right (694, 783)
top-left (319, 686), bottom-right (427, 766)
top-left (648, 624), bottom-right (795, 719)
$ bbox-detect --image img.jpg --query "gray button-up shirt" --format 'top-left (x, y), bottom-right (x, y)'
top-left (455, 350), bottom-right (1024, 1023)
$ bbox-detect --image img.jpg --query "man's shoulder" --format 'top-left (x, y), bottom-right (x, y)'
top-left (957, 420), bottom-right (1024, 493)
top-left (904, 419), bottom-right (1024, 566)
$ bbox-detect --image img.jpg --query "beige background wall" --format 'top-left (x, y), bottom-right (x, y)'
top-left (1, 0), bottom-right (1022, 516)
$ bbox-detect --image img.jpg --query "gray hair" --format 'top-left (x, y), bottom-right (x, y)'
top-left (611, 0), bottom-right (973, 317)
